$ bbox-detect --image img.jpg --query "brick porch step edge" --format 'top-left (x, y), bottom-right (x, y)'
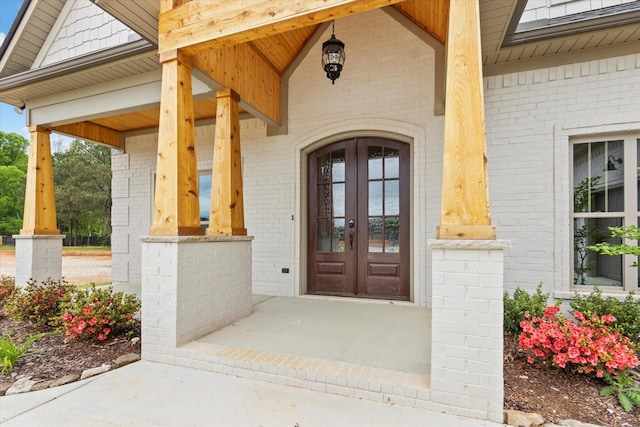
top-left (144, 340), bottom-right (433, 410)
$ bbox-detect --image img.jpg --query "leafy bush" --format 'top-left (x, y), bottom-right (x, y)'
top-left (519, 306), bottom-right (638, 377)
top-left (4, 278), bottom-right (71, 327)
top-left (0, 276), bottom-right (17, 307)
top-left (589, 225), bottom-right (640, 266)
top-left (601, 371), bottom-right (640, 412)
top-left (570, 286), bottom-right (640, 345)
top-left (0, 330), bottom-right (48, 374)
top-left (59, 285), bottom-right (140, 342)
top-left (504, 283), bottom-right (554, 334)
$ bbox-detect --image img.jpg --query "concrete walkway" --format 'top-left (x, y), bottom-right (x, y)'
top-left (0, 360), bottom-right (505, 426)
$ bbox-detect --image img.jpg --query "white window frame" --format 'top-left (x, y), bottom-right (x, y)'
top-left (571, 133), bottom-right (639, 292)
top-left (151, 170), bottom-right (213, 229)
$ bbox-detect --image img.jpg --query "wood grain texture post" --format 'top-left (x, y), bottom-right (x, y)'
top-left (158, 0), bottom-right (405, 55)
top-left (208, 88), bottom-right (247, 236)
top-left (21, 126), bottom-right (59, 235)
top-left (437, 0), bottom-right (495, 240)
top-left (149, 50), bottom-right (203, 236)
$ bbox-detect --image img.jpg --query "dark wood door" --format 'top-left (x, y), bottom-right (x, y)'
top-left (307, 137), bottom-right (409, 299)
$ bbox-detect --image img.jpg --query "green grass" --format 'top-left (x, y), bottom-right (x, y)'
top-left (62, 246), bottom-right (111, 252)
top-left (0, 246), bottom-right (110, 252)
top-left (75, 282), bottom-right (111, 289)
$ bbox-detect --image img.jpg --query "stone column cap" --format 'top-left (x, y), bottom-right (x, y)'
top-left (141, 235), bottom-right (254, 243)
top-left (12, 234), bottom-right (66, 240)
top-left (428, 239), bottom-right (511, 250)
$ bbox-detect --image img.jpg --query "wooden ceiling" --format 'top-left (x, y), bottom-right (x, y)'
top-left (393, 0), bottom-right (449, 44)
top-left (76, 0), bottom-right (449, 134)
top-left (249, 26), bottom-right (320, 74)
top-left (89, 97), bottom-right (224, 131)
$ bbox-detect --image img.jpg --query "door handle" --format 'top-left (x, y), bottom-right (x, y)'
top-left (349, 231), bottom-right (354, 250)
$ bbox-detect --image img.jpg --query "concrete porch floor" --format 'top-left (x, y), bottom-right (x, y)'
top-left (202, 295), bottom-right (430, 373)
top-left (164, 295), bottom-right (433, 409)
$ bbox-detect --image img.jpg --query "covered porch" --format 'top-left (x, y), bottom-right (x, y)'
top-left (6, 0), bottom-right (508, 422)
top-left (169, 295), bottom-right (432, 407)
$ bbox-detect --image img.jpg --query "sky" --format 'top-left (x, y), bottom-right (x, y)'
top-left (0, 0), bottom-right (28, 139)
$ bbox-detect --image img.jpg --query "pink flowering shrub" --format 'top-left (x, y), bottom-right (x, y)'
top-left (59, 286), bottom-right (140, 343)
top-left (519, 305), bottom-right (639, 377)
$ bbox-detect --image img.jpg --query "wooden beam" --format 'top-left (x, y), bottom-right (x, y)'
top-left (149, 50), bottom-right (204, 236)
top-left (160, 0), bottom-right (190, 13)
top-left (190, 43), bottom-right (281, 126)
top-left (51, 121), bottom-right (121, 148)
top-left (437, 0), bottom-right (495, 240)
top-left (21, 126), bottom-right (59, 235)
top-left (208, 88), bottom-right (246, 236)
top-left (159, 0), bottom-right (404, 55)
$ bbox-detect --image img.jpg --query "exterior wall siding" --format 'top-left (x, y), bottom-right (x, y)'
top-left (39, 0), bottom-right (139, 67)
top-left (521, 0), bottom-right (637, 23)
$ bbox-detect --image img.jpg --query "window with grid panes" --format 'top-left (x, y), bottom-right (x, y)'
top-left (571, 134), bottom-right (640, 291)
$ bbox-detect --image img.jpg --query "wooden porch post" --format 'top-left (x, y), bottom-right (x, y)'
top-left (149, 49), bottom-right (203, 236)
top-left (207, 88), bottom-right (246, 236)
top-left (437, 0), bottom-right (495, 240)
top-left (21, 126), bottom-right (59, 235)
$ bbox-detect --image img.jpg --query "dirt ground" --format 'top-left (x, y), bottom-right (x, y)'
top-left (0, 248), bottom-right (111, 285)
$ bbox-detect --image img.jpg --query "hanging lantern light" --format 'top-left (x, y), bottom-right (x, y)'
top-left (321, 21), bottom-right (345, 84)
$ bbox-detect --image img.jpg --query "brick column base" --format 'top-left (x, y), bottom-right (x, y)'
top-left (13, 235), bottom-right (64, 287)
top-left (140, 235), bottom-right (253, 364)
top-left (428, 239), bottom-right (510, 423)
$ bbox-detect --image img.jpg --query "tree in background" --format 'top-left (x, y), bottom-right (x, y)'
top-left (53, 140), bottom-right (112, 245)
top-left (0, 132), bottom-right (28, 170)
top-left (0, 132), bottom-right (28, 235)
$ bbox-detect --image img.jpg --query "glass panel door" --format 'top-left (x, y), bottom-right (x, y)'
top-left (308, 137), bottom-right (409, 299)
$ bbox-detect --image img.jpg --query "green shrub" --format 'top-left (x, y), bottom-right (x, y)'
top-left (4, 278), bottom-right (72, 328)
top-left (570, 286), bottom-right (640, 345)
top-left (0, 276), bottom-right (17, 307)
top-left (58, 285), bottom-right (140, 342)
top-left (0, 330), bottom-right (48, 374)
top-left (504, 283), bottom-right (554, 334)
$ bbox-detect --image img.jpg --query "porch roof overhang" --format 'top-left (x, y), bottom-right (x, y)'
top-left (1, 0), bottom-right (640, 136)
top-left (0, 0), bottom-right (451, 136)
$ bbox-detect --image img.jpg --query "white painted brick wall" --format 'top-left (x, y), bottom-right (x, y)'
top-left (141, 237), bottom-right (252, 357)
top-left (484, 53), bottom-right (640, 299)
top-left (110, 135), bottom-right (156, 288)
top-left (41, 0), bottom-right (140, 67)
top-left (13, 235), bottom-right (64, 287)
top-left (429, 240), bottom-right (508, 423)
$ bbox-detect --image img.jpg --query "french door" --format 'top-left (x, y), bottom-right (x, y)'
top-left (307, 137), bottom-right (409, 299)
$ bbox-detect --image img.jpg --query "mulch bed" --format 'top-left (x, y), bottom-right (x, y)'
top-left (504, 332), bottom-right (640, 426)
top-left (0, 309), bottom-right (140, 391)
